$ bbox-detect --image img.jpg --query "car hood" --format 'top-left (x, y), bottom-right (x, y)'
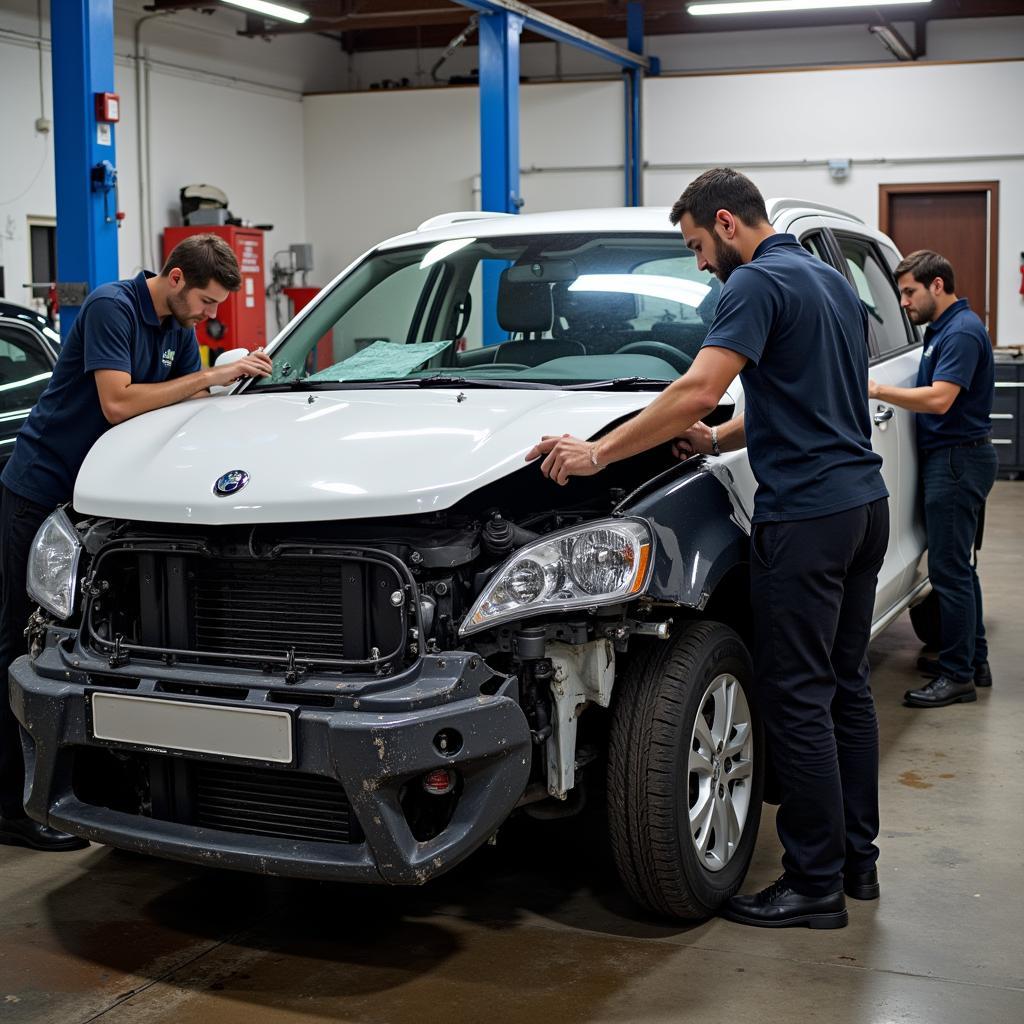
top-left (73, 388), bottom-right (665, 524)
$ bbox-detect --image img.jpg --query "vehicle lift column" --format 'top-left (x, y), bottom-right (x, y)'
top-left (454, 0), bottom-right (657, 345)
top-left (51, 0), bottom-right (121, 337)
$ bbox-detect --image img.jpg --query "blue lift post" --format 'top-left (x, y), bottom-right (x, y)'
top-left (478, 11), bottom-right (523, 343)
top-left (626, 2), bottom-right (644, 207)
top-left (51, 0), bottom-right (120, 337)
top-left (453, 0), bottom-right (654, 344)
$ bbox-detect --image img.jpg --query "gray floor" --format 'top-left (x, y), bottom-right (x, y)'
top-left (2, 483), bottom-right (1022, 1024)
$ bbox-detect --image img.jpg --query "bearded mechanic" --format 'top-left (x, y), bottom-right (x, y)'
top-left (527, 168), bottom-right (889, 929)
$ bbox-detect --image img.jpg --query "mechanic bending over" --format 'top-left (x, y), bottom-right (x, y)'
top-left (527, 167), bottom-right (889, 930)
top-left (0, 234), bottom-right (273, 853)
top-left (869, 250), bottom-right (996, 709)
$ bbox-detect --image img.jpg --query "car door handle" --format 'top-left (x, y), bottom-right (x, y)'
top-left (873, 404), bottom-right (894, 424)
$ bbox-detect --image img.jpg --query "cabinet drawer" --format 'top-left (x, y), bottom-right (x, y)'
top-left (991, 392), bottom-right (1017, 417)
top-left (990, 416), bottom-right (1017, 441)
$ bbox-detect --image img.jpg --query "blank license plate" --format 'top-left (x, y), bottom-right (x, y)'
top-left (91, 692), bottom-right (293, 764)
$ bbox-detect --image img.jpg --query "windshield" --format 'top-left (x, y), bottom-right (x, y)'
top-left (252, 231), bottom-right (721, 390)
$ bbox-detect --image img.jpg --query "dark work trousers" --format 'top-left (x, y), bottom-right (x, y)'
top-left (922, 443), bottom-right (998, 683)
top-left (0, 484), bottom-right (51, 818)
top-left (751, 497), bottom-right (889, 897)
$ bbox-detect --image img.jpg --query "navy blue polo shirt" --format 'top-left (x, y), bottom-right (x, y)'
top-left (914, 298), bottom-right (994, 452)
top-left (1, 272), bottom-right (201, 508)
top-left (702, 234), bottom-right (887, 524)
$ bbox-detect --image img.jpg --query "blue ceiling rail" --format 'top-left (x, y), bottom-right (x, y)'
top-left (51, 0), bottom-right (120, 337)
top-left (452, 0), bottom-right (658, 342)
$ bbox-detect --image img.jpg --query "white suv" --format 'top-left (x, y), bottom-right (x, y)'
top-left (12, 201), bottom-right (927, 920)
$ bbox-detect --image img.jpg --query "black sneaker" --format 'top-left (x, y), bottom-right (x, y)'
top-left (904, 675), bottom-right (977, 708)
top-left (917, 657), bottom-right (992, 688)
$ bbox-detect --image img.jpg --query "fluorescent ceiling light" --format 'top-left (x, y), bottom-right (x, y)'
top-left (220, 0), bottom-right (310, 24)
top-left (570, 274), bottom-right (711, 308)
top-left (688, 0), bottom-right (930, 15)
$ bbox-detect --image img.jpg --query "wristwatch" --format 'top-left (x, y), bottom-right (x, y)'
top-left (589, 442), bottom-right (600, 468)
top-left (710, 426), bottom-right (720, 457)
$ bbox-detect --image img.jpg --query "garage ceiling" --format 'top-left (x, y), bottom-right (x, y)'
top-left (146, 0), bottom-right (1024, 54)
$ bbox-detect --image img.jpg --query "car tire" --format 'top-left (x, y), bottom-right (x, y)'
top-left (909, 589), bottom-right (942, 650)
top-left (607, 620), bottom-right (763, 920)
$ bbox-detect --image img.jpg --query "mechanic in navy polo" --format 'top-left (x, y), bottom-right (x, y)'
top-left (0, 234), bottom-right (273, 854)
top-left (869, 250), bottom-right (996, 708)
top-left (528, 168), bottom-right (889, 929)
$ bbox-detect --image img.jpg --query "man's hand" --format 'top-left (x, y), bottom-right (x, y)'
top-left (672, 421), bottom-right (713, 459)
top-left (525, 434), bottom-right (602, 486)
top-left (208, 350), bottom-right (274, 388)
top-left (867, 378), bottom-right (880, 399)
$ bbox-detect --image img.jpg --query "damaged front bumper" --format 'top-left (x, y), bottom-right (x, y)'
top-left (8, 630), bottom-right (531, 884)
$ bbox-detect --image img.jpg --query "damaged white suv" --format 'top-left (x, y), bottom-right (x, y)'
top-left (11, 202), bottom-right (928, 919)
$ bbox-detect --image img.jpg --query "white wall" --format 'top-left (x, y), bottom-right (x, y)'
top-left (645, 60), bottom-right (1024, 345)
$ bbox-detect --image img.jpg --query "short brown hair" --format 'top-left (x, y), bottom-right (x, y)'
top-left (669, 167), bottom-right (770, 230)
top-left (161, 234), bottom-right (241, 292)
top-left (893, 249), bottom-right (956, 295)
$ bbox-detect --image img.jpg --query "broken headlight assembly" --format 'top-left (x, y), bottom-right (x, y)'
top-left (26, 507), bottom-right (83, 620)
top-left (460, 518), bottom-right (652, 636)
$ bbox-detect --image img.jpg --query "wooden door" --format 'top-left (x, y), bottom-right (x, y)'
top-left (879, 182), bottom-right (998, 345)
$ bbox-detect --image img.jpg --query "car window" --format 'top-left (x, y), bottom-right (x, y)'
top-left (801, 233), bottom-right (829, 261)
top-left (256, 233), bottom-right (719, 389)
top-left (0, 324), bottom-right (52, 415)
top-left (835, 235), bottom-right (912, 357)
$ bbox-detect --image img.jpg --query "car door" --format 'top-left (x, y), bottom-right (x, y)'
top-left (831, 231), bottom-right (926, 611)
top-left (786, 218), bottom-right (911, 619)
top-left (0, 318), bottom-right (56, 473)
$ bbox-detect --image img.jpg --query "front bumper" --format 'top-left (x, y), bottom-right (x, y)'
top-left (8, 631), bottom-right (531, 885)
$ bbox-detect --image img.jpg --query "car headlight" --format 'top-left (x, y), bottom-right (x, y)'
top-left (460, 518), bottom-right (652, 636)
top-left (26, 508), bottom-right (83, 620)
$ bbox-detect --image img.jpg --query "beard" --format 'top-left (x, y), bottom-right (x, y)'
top-left (907, 295), bottom-right (938, 324)
top-left (167, 289), bottom-right (202, 329)
top-left (711, 235), bottom-right (744, 283)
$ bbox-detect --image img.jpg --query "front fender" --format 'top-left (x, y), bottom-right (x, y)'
top-left (622, 461), bottom-right (750, 609)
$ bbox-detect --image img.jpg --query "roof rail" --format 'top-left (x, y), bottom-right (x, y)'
top-left (767, 198), bottom-right (864, 224)
top-left (416, 210), bottom-right (516, 232)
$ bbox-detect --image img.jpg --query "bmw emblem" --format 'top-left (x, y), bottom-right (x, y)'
top-left (214, 470), bottom-right (249, 497)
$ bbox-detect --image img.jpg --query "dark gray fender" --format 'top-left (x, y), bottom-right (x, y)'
top-left (620, 461), bottom-right (750, 609)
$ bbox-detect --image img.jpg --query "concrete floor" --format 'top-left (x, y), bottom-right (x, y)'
top-left (2, 483), bottom-right (1022, 1024)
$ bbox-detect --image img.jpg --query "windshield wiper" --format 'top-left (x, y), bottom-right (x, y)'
top-left (565, 377), bottom-right (673, 391)
top-left (253, 378), bottom-right (337, 394)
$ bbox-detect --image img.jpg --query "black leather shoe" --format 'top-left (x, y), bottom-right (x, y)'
top-left (904, 675), bottom-right (977, 708)
top-left (722, 878), bottom-right (848, 929)
top-left (917, 657), bottom-right (992, 687)
top-left (0, 816), bottom-right (90, 852)
top-left (844, 867), bottom-right (879, 900)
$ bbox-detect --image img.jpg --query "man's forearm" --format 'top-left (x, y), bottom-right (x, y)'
top-left (594, 376), bottom-right (722, 466)
top-left (108, 369), bottom-right (216, 422)
top-left (872, 382), bottom-right (951, 415)
top-left (715, 412), bottom-right (746, 452)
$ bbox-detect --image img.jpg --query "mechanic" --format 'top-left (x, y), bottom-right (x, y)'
top-left (868, 250), bottom-right (996, 708)
top-left (0, 234), bottom-right (273, 852)
top-left (527, 167), bottom-right (889, 930)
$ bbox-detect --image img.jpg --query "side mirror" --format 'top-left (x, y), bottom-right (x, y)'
top-left (210, 347), bottom-right (251, 394)
top-left (214, 347), bottom-right (249, 368)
